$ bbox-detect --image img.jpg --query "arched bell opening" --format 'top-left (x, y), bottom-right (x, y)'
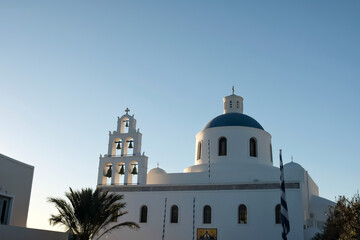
top-left (124, 137), bottom-right (134, 156)
top-left (113, 137), bottom-right (123, 157)
top-left (103, 163), bottom-right (112, 185)
top-left (127, 161), bottom-right (138, 185)
top-left (116, 161), bottom-right (126, 185)
top-left (121, 117), bottom-right (130, 134)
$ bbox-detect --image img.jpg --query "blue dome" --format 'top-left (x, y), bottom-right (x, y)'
top-left (204, 113), bottom-right (264, 130)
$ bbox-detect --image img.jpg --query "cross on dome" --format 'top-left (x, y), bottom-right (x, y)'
top-left (125, 108), bottom-right (130, 114)
top-left (232, 86), bottom-right (235, 95)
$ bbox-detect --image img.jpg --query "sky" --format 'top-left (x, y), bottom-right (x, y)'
top-left (0, 0), bottom-right (359, 232)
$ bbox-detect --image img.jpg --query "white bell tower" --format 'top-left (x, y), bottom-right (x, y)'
top-left (97, 108), bottom-right (148, 186)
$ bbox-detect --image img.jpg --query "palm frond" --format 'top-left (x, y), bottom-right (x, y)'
top-left (48, 187), bottom-right (138, 240)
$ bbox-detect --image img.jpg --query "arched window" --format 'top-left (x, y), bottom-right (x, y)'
top-left (197, 141), bottom-right (202, 160)
top-left (238, 204), bottom-right (247, 224)
top-left (219, 137), bottom-right (227, 156)
top-left (275, 204), bottom-right (281, 224)
top-left (203, 205), bottom-right (211, 224)
top-left (140, 205), bottom-right (148, 223)
top-left (170, 205), bottom-right (179, 223)
top-left (250, 138), bottom-right (257, 157)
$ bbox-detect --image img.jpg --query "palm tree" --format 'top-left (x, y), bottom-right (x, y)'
top-left (48, 187), bottom-right (139, 240)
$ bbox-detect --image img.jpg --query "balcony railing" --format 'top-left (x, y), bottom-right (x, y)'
top-left (109, 153), bottom-right (136, 157)
top-left (99, 183), bottom-right (140, 186)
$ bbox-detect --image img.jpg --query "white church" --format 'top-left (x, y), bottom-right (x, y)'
top-left (97, 92), bottom-right (333, 240)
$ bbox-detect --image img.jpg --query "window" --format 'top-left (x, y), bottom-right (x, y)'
top-left (0, 196), bottom-right (11, 225)
top-left (170, 205), bottom-right (179, 223)
top-left (270, 144), bottom-right (273, 163)
top-left (203, 205), bottom-right (211, 224)
top-left (250, 138), bottom-right (257, 157)
top-left (275, 204), bottom-right (281, 224)
top-left (140, 205), bottom-right (148, 223)
top-left (237, 101), bottom-right (239, 108)
top-left (197, 141), bottom-right (202, 160)
top-left (230, 101), bottom-right (232, 108)
top-left (219, 137), bottom-right (227, 156)
top-left (238, 204), bottom-right (247, 224)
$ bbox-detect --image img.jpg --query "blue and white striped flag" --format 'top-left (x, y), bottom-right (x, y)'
top-left (280, 150), bottom-right (290, 240)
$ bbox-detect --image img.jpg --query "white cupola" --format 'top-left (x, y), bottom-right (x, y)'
top-left (223, 86), bottom-right (243, 114)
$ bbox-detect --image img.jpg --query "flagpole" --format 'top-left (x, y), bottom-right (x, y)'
top-left (280, 149), bottom-right (290, 240)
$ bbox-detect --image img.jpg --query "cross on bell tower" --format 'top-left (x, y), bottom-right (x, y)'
top-left (125, 108), bottom-right (130, 114)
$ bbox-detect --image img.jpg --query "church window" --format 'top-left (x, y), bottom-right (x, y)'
top-left (219, 137), bottom-right (227, 156)
top-left (170, 205), bottom-right (179, 223)
top-left (275, 204), bottom-right (281, 224)
top-left (197, 141), bottom-right (202, 160)
top-left (140, 205), bottom-right (148, 223)
top-left (250, 138), bottom-right (257, 157)
top-left (203, 205), bottom-right (211, 224)
top-left (238, 204), bottom-right (247, 224)
top-left (237, 101), bottom-right (239, 108)
top-left (230, 101), bottom-right (233, 108)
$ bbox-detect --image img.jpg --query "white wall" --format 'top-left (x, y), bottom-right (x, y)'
top-left (194, 126), bottom-right (272, 167)
top-left (0, 224), bottom-right (68, 240)
top-left (0, 153), bottom-right (34, 227)
top-left (99, 187), bottom-right (304, 240)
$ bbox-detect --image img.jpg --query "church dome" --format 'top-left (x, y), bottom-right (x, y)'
top-left (204, 113), bottom-right (264, 130)
top-left (284, 162), bottom-right (304, 169)
top-left (148, 167), bottom-right (167, 175)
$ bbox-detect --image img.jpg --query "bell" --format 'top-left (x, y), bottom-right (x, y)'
top-left (131, 165), bottom-right (138, 175)
top-left (119, 165), bottom-right (125, 175)
top-left (105, 166), bottom-right (112, 178)
top-left (116, 142), bottom-right (121, 150)
top-left (128, 141), bottom-right (133, 149)
top-left (125, 121), bottom-right (129, 127)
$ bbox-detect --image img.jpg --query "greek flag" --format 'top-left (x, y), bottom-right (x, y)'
top-left (280, 150), bottom-right (290, 240)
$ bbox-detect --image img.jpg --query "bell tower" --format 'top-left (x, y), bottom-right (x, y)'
top-left (97, 108), bottom-right (148, 186)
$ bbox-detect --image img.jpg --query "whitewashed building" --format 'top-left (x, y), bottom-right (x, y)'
top-left (0, 153), bottom-right (68, 240)
top-left (97, 92), bottom-right (333, 240)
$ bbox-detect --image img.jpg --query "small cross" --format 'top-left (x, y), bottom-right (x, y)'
top-left (125, 108), bottom-right (130, 114)
top-left (157, 162), bottom-right (159, 168)
top-left (232, 86), bottom-right (235, 95)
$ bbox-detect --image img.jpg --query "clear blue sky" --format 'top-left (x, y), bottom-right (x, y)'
top-left (0, 1), bottom-right (359, 231)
